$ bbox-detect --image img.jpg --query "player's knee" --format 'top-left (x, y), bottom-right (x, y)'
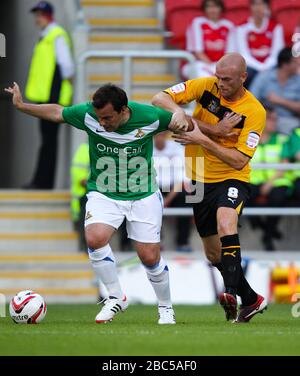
top-left (217, 217), bottom-right (236, 236)
top-left (141, 253), bottom-right (160, 267)
top-left (85, 230), bottom-right (109, 250)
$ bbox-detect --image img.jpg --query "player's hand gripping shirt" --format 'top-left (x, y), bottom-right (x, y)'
top-left (63, 101), bottom-right (172, 200)
top-left (165, 77), bottom-right (266, 183)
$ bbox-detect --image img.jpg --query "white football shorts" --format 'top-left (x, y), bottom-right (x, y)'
top-left (85, 190), bottom-right (164, 243)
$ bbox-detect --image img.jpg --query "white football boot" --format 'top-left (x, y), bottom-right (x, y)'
top-left (95, 296), bottom-right (128, 323)
top-left (158, 306), bottom-right (176, 325)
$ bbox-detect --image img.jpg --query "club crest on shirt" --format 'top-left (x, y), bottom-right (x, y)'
top-left (135, 129), bottom-right (145, 139)
top-left (207, 99), bottom-right (220, 114)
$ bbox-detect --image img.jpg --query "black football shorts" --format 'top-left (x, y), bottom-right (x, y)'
top-left (192, 179), bottom-right (251, 238)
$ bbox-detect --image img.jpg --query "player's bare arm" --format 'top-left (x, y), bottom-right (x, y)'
top-left (5, 82), bottom-right (64, 123)
top-left (173, 120), bottom-right (249, 171)
top-left (153, 91), bottom-right (241, 137)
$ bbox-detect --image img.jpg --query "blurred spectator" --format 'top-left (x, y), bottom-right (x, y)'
top-left (292, 22), bottom-right (300, 73)
top-left (284, 128), bottom-right (300, 204)
top-left (153, 132), bottom-right (192, 252)
top-left (70, 143), bottom-right (89, 251)
top-left (248, 107), bottom-right (292, 251)
top-left (183, 0), bottom-right (235, 79)
top-left (236, 0), bottom-right (284, 88)
top-left (250, 47), bottom-right (300, 135)
top-left (24, 1), bottom-right (75, 189)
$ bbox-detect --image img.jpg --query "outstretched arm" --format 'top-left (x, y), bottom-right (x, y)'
top-left (154, 91), bottom-right (241, 136)
top-left (5, 82), bottom-right (64, 123)
top-left (173, 119), bottom-right (250, 171)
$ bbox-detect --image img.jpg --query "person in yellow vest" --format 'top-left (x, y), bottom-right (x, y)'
top-left (284, 127), bottom-right (300, 204)
top-left (24, 1), bottom-right (74, 189)
top-left (71, 143), bottom-right (90, 251)
top-left (248, 107), bottom-right (292, 251)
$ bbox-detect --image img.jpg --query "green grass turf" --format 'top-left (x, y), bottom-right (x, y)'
top-left (0, 304), bottom-right (299, 356)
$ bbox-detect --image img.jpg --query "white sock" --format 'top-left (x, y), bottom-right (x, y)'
top-left (88, 245), bottom-right (124, 299)
top-left (144, 257), bottom-right (172, 307)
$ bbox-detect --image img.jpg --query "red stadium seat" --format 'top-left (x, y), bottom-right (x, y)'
top-left (223, 0), bottom-right (249, 25)
top-left (271, 0), bottom-right (300, 45)
top-left (165, 0), bottom-right (203, 49)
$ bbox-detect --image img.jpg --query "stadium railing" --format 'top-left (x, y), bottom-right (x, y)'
top-left (76, 49), bottom-right (196, 102)
top-left (164, 163), bottom-right (300, 217)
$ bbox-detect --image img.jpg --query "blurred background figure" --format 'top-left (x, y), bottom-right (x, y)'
top-left (237, 0), bottom-right (284, 88)
top-left (250, 47), bottom-right (300, 135)
top-left (284, 128), bottom-right (300, 205)
top-left (153, 132), bottom-right (192, 253)
top-left (247, 107), bottom-right (292, 251)
top-left (183, 0), bottom-right (235, 79)
top-left (24, 1), bottom-right (75, 189)
top-left (70, 142), bottom-right (89, 252)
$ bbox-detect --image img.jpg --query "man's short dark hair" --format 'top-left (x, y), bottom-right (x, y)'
top-left (202, 0), bottom-right (225, 12)
top-left (250, 0), bottom-right (270, 5)
top-left (92, 84), bottom-right (128, 112)
top-left (277, 47), bottom-right (293, 68)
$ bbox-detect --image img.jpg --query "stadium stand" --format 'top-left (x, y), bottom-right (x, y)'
top-left (2, 0), bottom-right (300, 308)
top-left (223, 0), bottom-right (249, 25)
top-left (0, 190), bottom-right (98, 303)
top-left (271, 0), bottom-right (300, 45)
top-left (80, 0), bottom-right (178, 103)
top-left (165, 0), bottom-right (203, 48)
top-left (165, 0), bottom-right (300, 48)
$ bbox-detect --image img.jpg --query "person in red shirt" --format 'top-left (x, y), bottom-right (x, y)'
top-left (184, 0), bottom-right (236, 79)
top-left (237, 0), bottom-right (284, 88)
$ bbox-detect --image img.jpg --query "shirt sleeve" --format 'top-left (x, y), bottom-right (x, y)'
top-left (164, 78), bottom-right (210, 105)
top-left (235, 107), bottom-right (266, 158)
top-left (289, 131), bottom-right (300, 159)
top-left (62, 103), bottom-right (88, 130)
top-left (261, 24), bottom-right (285, 70)
top-left (55, 36), bottom-right (75, 80)
top-left (236, 25), bottom-right (264, 71)
top-left (281, 138), bottom-right (291, 159)
top-left (226, 27), bottom-right (237, 53)
top-left (187, 18), bottom-right (204, 53)
top-left (249, 72), bottom-right (268, 102)
top-left (154, 107), bottom-right (173, 133)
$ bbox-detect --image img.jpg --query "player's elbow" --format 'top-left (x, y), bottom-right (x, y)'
top-left (152, 92), bottom-right (165, 107)
top-left (232, 157), bottom-right (249, 171)
top-left (54, 105), bottom-right (64, 123)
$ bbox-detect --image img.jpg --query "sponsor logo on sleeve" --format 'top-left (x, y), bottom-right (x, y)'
top-left (246, 132), bottom-right (260, 149)
top-left (170, 83), bottom-right (186, 94)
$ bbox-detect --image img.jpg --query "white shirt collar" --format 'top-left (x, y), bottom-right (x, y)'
top-left (247, 17), bottom-right (269, 32)
top-left (40, 22), bottom-right (57, 38)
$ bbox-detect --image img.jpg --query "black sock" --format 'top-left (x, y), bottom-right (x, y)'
top-left (237, 266), bottom-right (257, 306)
top-left (212, 263), bottom-right (222, 272)
top-left (221, 234), bottom-right (241, 296)
top-left (213, 262), bottom-right (257, 305)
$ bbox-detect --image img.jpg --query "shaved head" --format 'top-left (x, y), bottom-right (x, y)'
top-left (215, 53), bottom-right (248, 101)
top-left (217, 53), bottom-right (247, 75)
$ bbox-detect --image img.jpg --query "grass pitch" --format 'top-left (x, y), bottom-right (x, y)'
top-left (0, 304), bottom-right (299, 356)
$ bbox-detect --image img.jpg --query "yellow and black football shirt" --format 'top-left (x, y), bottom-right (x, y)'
top-left (164, 77), bottom-right (266, 183)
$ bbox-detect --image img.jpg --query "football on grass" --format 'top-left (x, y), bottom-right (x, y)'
top-left (9, 290), bottom-right (47, 324)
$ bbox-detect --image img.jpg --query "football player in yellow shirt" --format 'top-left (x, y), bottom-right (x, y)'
top-left (152, 53), bottom-right (267, 323)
